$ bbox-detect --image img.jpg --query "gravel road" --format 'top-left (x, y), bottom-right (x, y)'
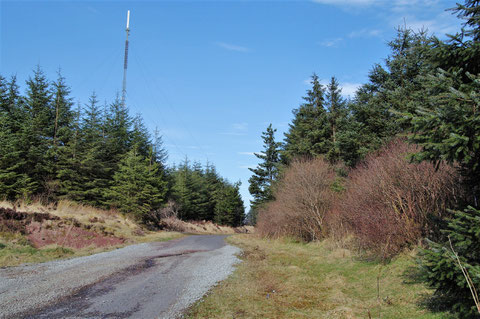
top-left (0, 235), bottom-right (240, 319)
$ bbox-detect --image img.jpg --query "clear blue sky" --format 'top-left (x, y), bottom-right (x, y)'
top-left (0, 0), bottom-right (461, 209)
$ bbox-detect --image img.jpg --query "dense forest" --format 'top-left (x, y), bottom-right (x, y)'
top-left (248, 1), bottom-right (480, 317)
top-left (0, 69), bottom-right (245, 227)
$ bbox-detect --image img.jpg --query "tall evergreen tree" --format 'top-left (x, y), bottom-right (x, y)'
top-left (283, 74), bottom-right (330, 162)
top-left (248, 124), bottom-right (281, 213)
top-left (325, 76), bottom-right (347, 163)
top-left (214, 182), bottom-right (245, 227)
top-left (107, 147), bottom-right (168, 219)
top-left (0, 76), bottom-right (33, 199)
top-left (23, 66), bottom-right (54, 195)
top-left (407, 2), bottom-right (480, 316)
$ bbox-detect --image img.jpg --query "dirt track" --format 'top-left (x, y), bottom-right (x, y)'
top-left (0, 235), bottom-right (240, 319)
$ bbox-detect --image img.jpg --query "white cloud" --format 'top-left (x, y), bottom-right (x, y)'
top-left (221, 122), bottom-right (249, 136)
top-left (215, 42), bottom-right (250, 53)
top-left (399, 12), bottom-right (460, 35)
top-left (348, 28), bottom-right (382, 38)
top-left (312, 0), bottom-right (379, 6)
top-left (320, 37), bottom-right (343, 47)
top-left (238, 152), bottom-right (256, 156)
top-left (340, 82), bottom-right (361, 97)
top-left (232, 122), bottom-right (249, 131)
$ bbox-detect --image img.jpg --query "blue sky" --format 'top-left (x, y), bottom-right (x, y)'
top-left (1, 0), bottom-right (461, 209)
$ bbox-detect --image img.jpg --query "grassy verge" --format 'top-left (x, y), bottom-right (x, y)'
top-left (187, 235), bottom-right (450, 319)
top-left (0, 230), bottom-right (183, 268)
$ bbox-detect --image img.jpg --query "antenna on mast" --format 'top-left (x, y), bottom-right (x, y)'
top-left (121, 10), bottom-right (130, 107)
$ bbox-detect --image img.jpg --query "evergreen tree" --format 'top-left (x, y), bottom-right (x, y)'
top-left (23, 66), bottom-right (54, 195)
top-left (419, 207), bottom-right (480, 318)
top-left (214, 182), bottom-right (245, 227)
top-left (325, 76), bottom-right (347, 163)
top-left (248, 124), bottom-right (281, 212)
top-left (58, 93), bottom-right (110, 206)
top-left (107, 147), bottom-right (168, 219)
top-left (0, 76), bottom-right (33, 199)
top-left (103, 96), bottom-right (131, 175)
top-left (283, 74), bottom-right (330, 161)
top-left (407, 2), bottom-right (480, 316)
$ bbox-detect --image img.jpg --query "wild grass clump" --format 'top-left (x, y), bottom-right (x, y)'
top-left (336, 139), bottom-right (461, 257)
top-left (256, 158), bottom-right (336, 241)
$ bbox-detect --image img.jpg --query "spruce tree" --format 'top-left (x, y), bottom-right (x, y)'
top-left (0, 76), bottom-right (33, 199)
top-left (325, 76), bottom-right (347, 163)
top-left (214, 182), bottom-right (245, 227)
top-left (406, 2), bottom-right (480, 316)
top-left (283, 74), bottom-right (331, 162)
top-left (107, 147), bottom-right (167, 220)
top-left (23, 67), bottom-right (54, 195)
top-left (248, 124), bottom-right (281, 213)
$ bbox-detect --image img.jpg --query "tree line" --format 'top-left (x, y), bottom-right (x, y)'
top-left (249, 1), bottom-right (480, 317)
top-left (0, 69), bottom-right (244, 227)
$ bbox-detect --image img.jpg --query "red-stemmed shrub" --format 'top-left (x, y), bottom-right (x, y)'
top-left (256, 158), bottom-right (336, 241)
top-left (336, 139), bottom-right (461, 257)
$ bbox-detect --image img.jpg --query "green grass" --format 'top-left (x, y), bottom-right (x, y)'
top-left (187, 235), bottom-right (452, 319)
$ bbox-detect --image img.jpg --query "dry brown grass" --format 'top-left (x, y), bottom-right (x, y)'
top-left (187, 235), bottom-right (449, 319)
top-left (160, 216), bottom-right (254, 234)
top-left (0, 200), bottom-right (184, 267)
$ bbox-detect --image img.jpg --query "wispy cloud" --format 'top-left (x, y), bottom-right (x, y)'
top-left (348, 28), bottom-right (382, 38)
top-left (312, 0), bottom-right (379, 6)
top-left (238, 152), bottom-right (256, 156)
top-left (221, 122), bottom-right (249, 136)
top-left (215, 42), bottom-right (250, 53)
top-left (340, 82), bottom-right (361, 97)
top-left (86, 6), bottom-right (99, 14)
top-left (313, 0), bottom-right (460, 39)
top-left (320, 37), bottom-right (343, 48)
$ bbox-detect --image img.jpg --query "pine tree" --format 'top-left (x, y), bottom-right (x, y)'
top-left (248, 124), bottom-right (281, 212)
top-left (283, 74), bottom-right (331, 162)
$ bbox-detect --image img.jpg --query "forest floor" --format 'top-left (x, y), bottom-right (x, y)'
top-left (187, 235), bottom-right (451, 319)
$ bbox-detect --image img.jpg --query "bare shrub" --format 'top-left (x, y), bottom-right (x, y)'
top-left (159, 216), bottom-right (187, 232)
top-left (256, 158), bottom-right (336, 241)
top-left (337, 139), bottom-right (461, 257)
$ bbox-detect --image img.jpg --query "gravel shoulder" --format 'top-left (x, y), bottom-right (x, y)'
top-left (0, 235), bottom-right (241, 319)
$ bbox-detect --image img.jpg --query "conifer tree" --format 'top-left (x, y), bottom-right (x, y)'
top-left (406, 2), bottom-right (480, 316)
top-left (107, 147), bottom-right (167, 219)
top-left (325, 76), bottom-right (347, 163)
top-left (283, 74), bottom-right (331, 162)
top-left (0, 76), bottom-right (33, 199)
top-left (214, 182), bottom-right (245, 227)
top-left (23, 67), bottom-right (54, 195)
top-left (248, 124), bottom-right (281, 213)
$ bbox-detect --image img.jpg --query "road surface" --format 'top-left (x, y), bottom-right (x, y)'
top-left (0, 235), bottom-right (240, 319)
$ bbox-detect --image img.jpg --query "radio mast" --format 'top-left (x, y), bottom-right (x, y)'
top-left (121, 10), bottom-right (130, 107)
